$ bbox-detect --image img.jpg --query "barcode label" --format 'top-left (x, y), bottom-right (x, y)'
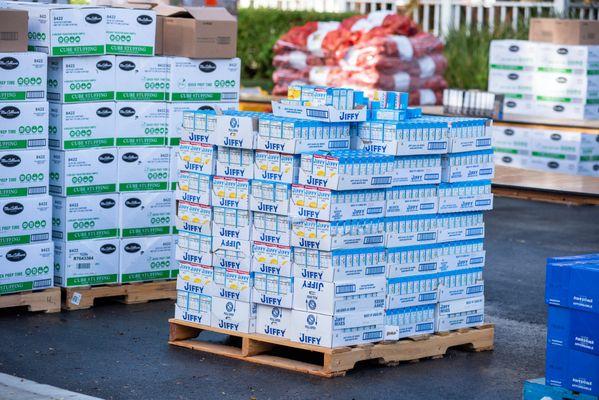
top-left (31, 233), bottom-right (50, 242)
top-left (49, 139), bottom-right (60, 148)
top-left (28, 139), bottom-right (47, 148)
top-left (328, 140), bottom-right (349, 149)
top-left (71, 292), bottom-right (82, 306)
top-left (306, 109), bottom-right (328, 119)
top-left (29, 186), bottom-right (47, 195)
top-left (77, 263), bottom-right (92, 270)
top-left (33, 279), bottom-right (52, 289)
top-left (335, 283), bottom-right (356, 295)
top-left (48, 93), bottom-right (60, 101)
top-left (371, 176), bottom-right (392, 185)
top-left (221, 92), bottom-right (238, 101)
top-left (0, 32), bottom-right (19, 41)
top-left (26, 91), bottom-right (45, 99)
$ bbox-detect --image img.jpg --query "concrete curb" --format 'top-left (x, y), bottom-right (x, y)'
top-left (0, 373), bottom-right (103, 400)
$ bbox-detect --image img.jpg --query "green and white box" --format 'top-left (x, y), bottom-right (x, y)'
top-left (115, 56), bottom-right (168, 101)
top-left (106, 9), bottom-right (156, 56)
top-left (0, 101), bottom-right (48, 150)
top-left (48, 56), bottom-right (115, 103)
top-left (11, 3), bottom-right (105, 57)
top-left (119, 191), bottom-right (173, 237)
top-left (54, 239), bottom-right (119, 287)
top-left (119, 235), bottom-right (173, 283)
top-left (115, 102), bottom-right (168, 146)
top-left (0, 148), bottom-right (48, 198)
top-left (168, 57), bottom-right (240, 103)
top-left (166, 102), bottom-right (238, 146)
top-left (118, 147), bottom-right (170, 192)
top-left (52, 194), bottom-right (119, 241)
top-left (0, 52), bottom-right (47, 101)
top-left (0, 242), bottom-right (53, 295)
top-left (49, 148), bottom-right (117, 196)
top-left (0, 195), bottom-right (52, 247)
top-left (49, 102), bottom-right (115, 149)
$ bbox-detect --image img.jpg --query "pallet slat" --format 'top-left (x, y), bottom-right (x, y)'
top-left (62, 281), bottom-right (176, 311)
top-left (0, 287), bottom-right (61, 313)
top-left (168, 319), bottom-right (495, 377)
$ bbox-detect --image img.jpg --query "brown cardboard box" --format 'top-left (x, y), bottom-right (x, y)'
top-left (529, 18), bottom-right (599, 45)
top-left (0, 9), bottom-right (28, 52)
top-left (154, 5), bottom-right (236, 59)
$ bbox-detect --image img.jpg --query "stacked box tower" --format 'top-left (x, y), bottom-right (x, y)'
top-left (0, 50), bottom-right (53, 295)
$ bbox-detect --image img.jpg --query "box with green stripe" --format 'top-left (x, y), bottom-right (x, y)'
top-left (106, 9), bottom-right (155, 56)
top-left (0, 195), bottom-right (52, 247)
top-left (52, 194), bottom-right (119, 242)
top-left (49, 102), bottom-right (115, 150)
top-left (0, 242), bottom-right (53, 295)
top-left (49, 148), bottom-right (117, 196)
top-left (10, 4), bottom-right (105, 57)
top-left (0, 101), bottom-right (48, 150)
top-left (115, 56), bottom-right (168, 101)
top-left (115, 102), bottom-right (167, 147)
top-left (117, 147), bottom-right (170, 192)
top-left (119, 191), bottom-right (173, 238)
top-left (0, 148), bottom-right (48, 198)
top-left (48, 56), bottom-right (115, 104)
top-left (168, 57), bottom-right (240, 103)
top-left (54, 239), bottom-right (119, 287)
top-left (0, 52), bottom-right (46, 102)
top-left (119, 236), bottom-right (173, 283)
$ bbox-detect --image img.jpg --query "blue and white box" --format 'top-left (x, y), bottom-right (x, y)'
top-left (293, 247), bottom-right (387, 282)
top-left (176, 201), bottom-right (212, 237)
top-left (438, 181), bottom-right (493, 214)
top-left (212, 266), bottom-right (251, 302)
top-left (438, 240), bottom-right (486, 272)
top-left (546, 343), bottom-right (599, 396)
top-left (392, 155), bottom-right (442, 186)
top-left (435, 295), bottom-right (485, 332)
top-left (271, 100), bottom-right (367, 123)
top-left (385, 215), bottom-right (438, 248)
top-left (290, 185), bottom-right (386, 221)
top-left (256, 304), bottom-right (292, 339)
top-left (437, 212), bottom-right (485, 243)
top-left (547, 305), bottom-right (599, 356)
top-left (215, 147), bottom-right (254, 179)
top-left (291, 218), bottom-right (386, 251)
top-left (175, 290), bottom-right (212, 326)
top-left (546, 257), bottom-right (599, 314)
top-left (445, 117), bottom-right (492, 153)
top-left (441, 150), bottom-right (495, 183)
top-left (212, 207), bottom-right (252, 242)
top-left (176, 234), bottom-right (212, 266)
top-left (176, 262), bottom-right (214, 296)
top-left (250, 180), bottom-right (291, 216)
top-left (211, 176), bottom-right (249, 210)
top-left (386, 244), bottom-right (439, 279)
top-left (252, 212), bottom-right (291, 247)
top-left (253, 150), bottom-right (300, 184)
top-left (251, 272), bottom-right (294, 308)
top-left (384, 304), bottom-right (436, 340)
top-left (211, 297), bottom-right (256, 333)
top-left (251, 241), bottom-right (293, 277)
top-left (177, 142), bottom-right (216, 176)
top-left (437, 268), bottom-right (484, 302)
top-left (386, 274), bottom-right (438, 309)
top-left (213, 247), bottom-right (250, 273)
top-left (176, 174), bottom-right (212, 206)
top-left (385, 185), bottom-right (438, 217)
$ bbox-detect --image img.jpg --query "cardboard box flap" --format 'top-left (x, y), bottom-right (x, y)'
top-left (152, 4), bottom-right (193, 17)
top-left (186, 7), bottom-right (236, 22)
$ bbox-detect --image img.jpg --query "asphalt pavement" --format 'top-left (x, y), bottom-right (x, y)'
top-left (0, 197), bottom-right (598, 400)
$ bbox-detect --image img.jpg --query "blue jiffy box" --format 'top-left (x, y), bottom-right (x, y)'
top-left (546, 343), bottom-right (599, 396)
top-left (547, 305), bottom-right (599, 356)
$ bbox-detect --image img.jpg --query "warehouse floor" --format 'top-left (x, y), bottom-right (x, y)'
top-left (1, 197), bottom-right (598, 400)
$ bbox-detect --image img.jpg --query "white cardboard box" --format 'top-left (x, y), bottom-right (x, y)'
top-left (52, 194), bottom-right (119, 242)
top-left (0, 52), bottom-right (47, 101)
top-left (115, 102), bottom-right (168, 146)
top-left (176, 142), bottom-right (216, 176)
top-left (117, 147), bottom-right (170, 192)
top-left (119, 191), bottom-right (172, 237)
top-left (166, 102), bottom-right (238, 146)
top-left (384, 304), bottom-right (436, 341)
top-left (49, 102), bottom-right (115, 150)
top-left (491, 125), bottom-right (530, 168)
top-left (253, 151), bottom-right (300, 184)
top-left (489, 40), bottom-right (536, 67)
top-left (12, 4), bottom-right (106, 56)
top-left (251, 212), bottom-right (292, 247)
top-left (48, 56), bottom-right (115, 103)
top-left (271, 101), bottom-right (367, 123)
top-left (290, 310), bottom-right (384, 348)
top-left (211, 176), bottom-right (249, 210)
top-left (115, 56), bottom-right (168, 101)
top-left (436, 296), bottom-right (485, 332)
top-left (176, 201), bottom-right (212, 237)
top-left (119, 235), bottom-right (173, 283)
top-left (502, 93), bottom-right (534, 116)
top-left (106, 9), bottom-right (156, 56)
top-left (49, 148), bottom-right (117, 196)
top-left (293, 247), bottom-right (387, 282)
top-left (0, 241), bottom-right (53, 294)
top-left (176, 234), bottom-right (213, 266)
top-left (212, 207), bottom-right (252, 242)
top-left (532, 95), bottom-right (599, 121)
top-left (176, 175), bottom-right (212, 206)
top-left (212, 266), bottom-right (251, 301)
top-left (249, 180), bottom-right (291, 216)
top-left (251, 272), bottom-right (294, 308)
top-left (215, 147), bottom-right (254, 178)
top-left (0, 195), bottom-right (51, 247)
top-left (488, 66), bottom-right (534, 95)
top-left (291, 219), bottom-right (386, 252)
top-left (176, 267), bottom-right (214, 297)
top-left (256, 305), bottom-right (292, 339)
top-left (0, 101), bottom-right (48, 149)
top-left (54, 239), bottom-right (119, 287)
top-left (174, 296), bottom-right (211, 326)
top-left (211, 114), bottom-right (257, 150)
top-left (168, 57), bottom-right (241, 103)
top-left (535, 43), bottom-right (599, 69)
top-left (211, 297), bottom-right (256, 333)
top-left (0, 148), bottom-right (49, 198)
top-left (251, 242), bottom-right (293, 277)
top-left (293, 276), bottom-right (386, 315)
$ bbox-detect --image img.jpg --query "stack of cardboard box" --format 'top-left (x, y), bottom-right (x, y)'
top-left (488, 19), bottom-right (599, 121)
top-left (0, 9), bottom-right (54, 295)
top-left (5, 2), bottom-right (239, 289)
top-left (545, 254), bottom-right (599, 397)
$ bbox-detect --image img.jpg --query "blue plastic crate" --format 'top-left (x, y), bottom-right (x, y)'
top-left (524, 378), bottom-right (598, 400)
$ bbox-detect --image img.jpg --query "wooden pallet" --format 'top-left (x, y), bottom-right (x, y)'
top-left (62, 280), bottom-right (176, 311)
top-left (0, 287), bottom-right (61, 313)
top-left (168, 319), bottom-right (495, 377)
